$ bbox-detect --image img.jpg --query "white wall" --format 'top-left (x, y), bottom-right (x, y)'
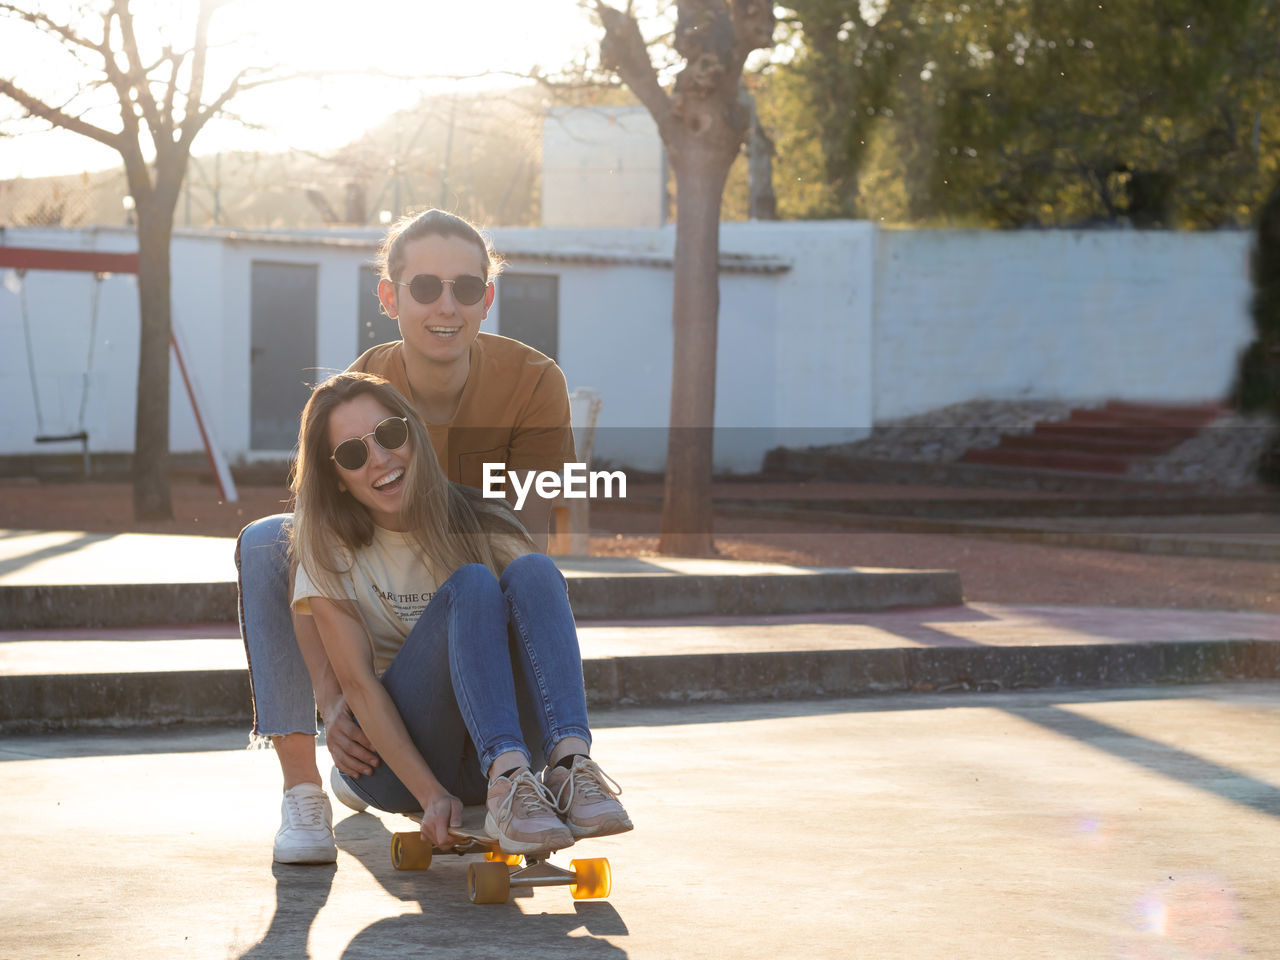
top-left (0, 222), bottom-right (1255, 472)
top-left (492, 222), bottom-right (873, 471)
top-left (215, 236), bottom-right (374, 459)
top-left (0, 227), bottom-right (144, 455)
top-left (541, 107), bottom-right (666, 228)
top-left (873, 228), bottom-right (1252, 420)
top-left (721, 221), bottom-right (875, 455)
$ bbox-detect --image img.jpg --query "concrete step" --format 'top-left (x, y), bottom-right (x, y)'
top-left (761, 449), bottom-right (1254, 495)
top-left (0, 534), bottom-right (964, 628)
top-left (0, 564), bottom-right (963, 630)
top-left (707, 492), bottom-right (1280, 520)
top-left (960, 446), bottom-right (1133, 474)
top-left (1032, 421), bottom-right (1199, 446)
top-left (2, 606), bottom-right (1278, 731)
top-left (995, 432), bottom-right (1180, 457)
top-left (1099, 399), bottom-right (1227, 425)
top-left (957, 401), bottom-right (1229, 477)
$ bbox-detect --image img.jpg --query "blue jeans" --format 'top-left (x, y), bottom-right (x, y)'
top-left (235, 519), bottom-right (314, 737)
top-left (235, 518), bottom-right (591, 810)
top-left (236, 515), bottom-right (316, 738)
top-left (339, 556), bottom-right (593, 812)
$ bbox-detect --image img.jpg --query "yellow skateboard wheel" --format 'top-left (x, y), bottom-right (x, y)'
top-left (391, 832), bottom-right (432, 871)
top-left (484, 848), bottom-right (523, 866)
top-left (468, 861), bottom-right (511, 904)
top-left (569, 858), bottom-right (611, 900)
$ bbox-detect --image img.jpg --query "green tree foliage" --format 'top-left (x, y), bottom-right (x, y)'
top-left (775, 0), bottom-right (1280, 227)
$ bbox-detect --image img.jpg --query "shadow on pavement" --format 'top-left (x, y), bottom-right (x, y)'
top-left (590, 681), bottom-right (1280, 728)
top-left (0, 723), bottom-right (247, 762)
top-left (1004, 703), bottom-right (1280, 822)
top-left (579, 606), bottom-right (1003, 630)
top-left (0, 532), bottom-right (106, 577)
top-left (237, 861), bottom-right (338, 959)
top-left (331, 812), bottom-right (629, 958)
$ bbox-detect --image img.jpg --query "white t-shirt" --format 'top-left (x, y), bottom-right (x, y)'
top-left (293, 526), bottom-right (443, 677)
top-left (293, 524), bottom-right (528, 677)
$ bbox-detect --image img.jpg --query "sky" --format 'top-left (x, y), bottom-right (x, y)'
top-left (0, 0), bottom-right (609, 180)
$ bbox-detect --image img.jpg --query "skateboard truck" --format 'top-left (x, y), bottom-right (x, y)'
top-left (391, 811), bottom-right (612, 904)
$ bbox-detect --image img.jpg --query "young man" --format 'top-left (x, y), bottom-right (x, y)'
top-left (236, 210), bottom-right (575, 863)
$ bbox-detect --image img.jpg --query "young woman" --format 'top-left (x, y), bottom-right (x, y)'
top-left (288, 371), bottom-right (630, 855)
top-left (236, 208), bottom-right (576, 864)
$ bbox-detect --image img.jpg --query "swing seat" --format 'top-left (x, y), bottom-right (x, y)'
top-left (34, 432), bottom-right (90, 477)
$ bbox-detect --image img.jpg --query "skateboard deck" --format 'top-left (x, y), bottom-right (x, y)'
top-left (390, 804), bottom-right (612, 905)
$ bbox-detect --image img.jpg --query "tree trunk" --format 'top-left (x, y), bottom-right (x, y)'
top-left (131, 203), bottom-right (175, 521)
top-left (658, 146), bottom-right (730, 556)
top-left (593, 0), bottom-right (776, 557)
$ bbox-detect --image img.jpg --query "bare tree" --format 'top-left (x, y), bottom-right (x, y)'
top-left (594, 0), bottom-right (776, 556)
top-left (0, 0), bottom-right (278, 519)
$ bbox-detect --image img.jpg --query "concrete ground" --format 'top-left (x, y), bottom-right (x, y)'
top-left (2, 682), bottom-right (1278, 959)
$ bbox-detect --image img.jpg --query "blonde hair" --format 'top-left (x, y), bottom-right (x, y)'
top-left (289, 372), bottom-right (533, 595)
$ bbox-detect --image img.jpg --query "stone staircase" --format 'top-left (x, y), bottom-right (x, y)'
top-left (0, 550), bottom-right (965, 731)
top-left (959, 401), bottom-right (1227, 475)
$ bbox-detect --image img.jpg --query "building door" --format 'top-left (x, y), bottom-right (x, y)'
top-left (498, 273), bottom-right (559, 361)
top-left (357, 265), bottom-right (399, 351)
top-left (250, 261), bottom-right (317, 451)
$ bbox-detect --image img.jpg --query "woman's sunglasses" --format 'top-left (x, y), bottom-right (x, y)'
top-left (330, 416), bottom-right (410, 471)
top-left (392, 273), bottom-right (488, 306)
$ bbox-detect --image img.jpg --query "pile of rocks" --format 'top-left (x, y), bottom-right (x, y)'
top-left (1127, 412), bottom-right (1276, 488)
top-left (827, 399), bottom-right (1277, 490)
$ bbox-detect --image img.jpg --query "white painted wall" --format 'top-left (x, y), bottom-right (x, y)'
top-left (873, 228), bottom-right (1252, 420)
top-left (0, 227), bottom-right (143, 456)
top-left (215, 236), bottom-right (375, 459)
top-left (491, 222), bottom-right (873, 471)
top-left (0, 223), bottom-right (1255, 473)
top-left (541, 107), bottom-right (666, 229)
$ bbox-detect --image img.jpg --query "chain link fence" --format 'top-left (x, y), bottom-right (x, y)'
top-left (0, 168), bottom-right (132, 228)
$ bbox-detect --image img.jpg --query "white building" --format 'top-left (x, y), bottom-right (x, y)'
top-left (0, 222), bottom-right (1253, 474)
top-left (541, 106), bottom-right (667, 229)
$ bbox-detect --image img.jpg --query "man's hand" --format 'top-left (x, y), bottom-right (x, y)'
top-left (322, 696), bottom-right (381, 778)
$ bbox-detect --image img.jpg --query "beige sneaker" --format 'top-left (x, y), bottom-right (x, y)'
top-left (543, 757), bottom-right (633, 839)
top-left (485, 769), bottom-right (574, 855)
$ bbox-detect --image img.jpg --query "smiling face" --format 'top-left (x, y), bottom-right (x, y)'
top-left (327, 392), bottom-right (412, 531)
top-left (378, 233), bottom-right (495, 370)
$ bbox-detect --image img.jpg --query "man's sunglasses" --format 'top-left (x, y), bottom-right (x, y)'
top-left (392, 273), bottom-right (488, 306)
top-left (330, 416), bottom-right (410, 471)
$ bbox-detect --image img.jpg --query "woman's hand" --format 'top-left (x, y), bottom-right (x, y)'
top-left (321, 695), bottom-right (381, 778)
top-left (419, 791), bottom-right (464, 848)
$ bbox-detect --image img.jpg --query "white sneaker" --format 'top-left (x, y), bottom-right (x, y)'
top-left (273, 782), bottom-right (337, 864)
top-left (330, 766), bottom-right (369, 813)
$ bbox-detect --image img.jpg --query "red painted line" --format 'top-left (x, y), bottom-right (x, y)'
top-left (0, 246), bottom-right (140, 274)
top-left (170, 331), bottom-right (230, 503)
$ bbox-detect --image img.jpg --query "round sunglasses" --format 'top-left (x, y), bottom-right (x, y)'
top-left (392, 273), bottom-right (488, 306)
top-left (330, 416), bottom-right (410, 471)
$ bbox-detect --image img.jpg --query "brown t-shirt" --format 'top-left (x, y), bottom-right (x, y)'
top-left (347, 333), bottom-right (576, 489)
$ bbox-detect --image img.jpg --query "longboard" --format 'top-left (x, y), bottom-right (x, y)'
top-left (391, 804), bottom-right (611, 905)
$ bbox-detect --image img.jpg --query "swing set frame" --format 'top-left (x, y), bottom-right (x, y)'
top-left (0, 245), bottom-right (238, 501)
